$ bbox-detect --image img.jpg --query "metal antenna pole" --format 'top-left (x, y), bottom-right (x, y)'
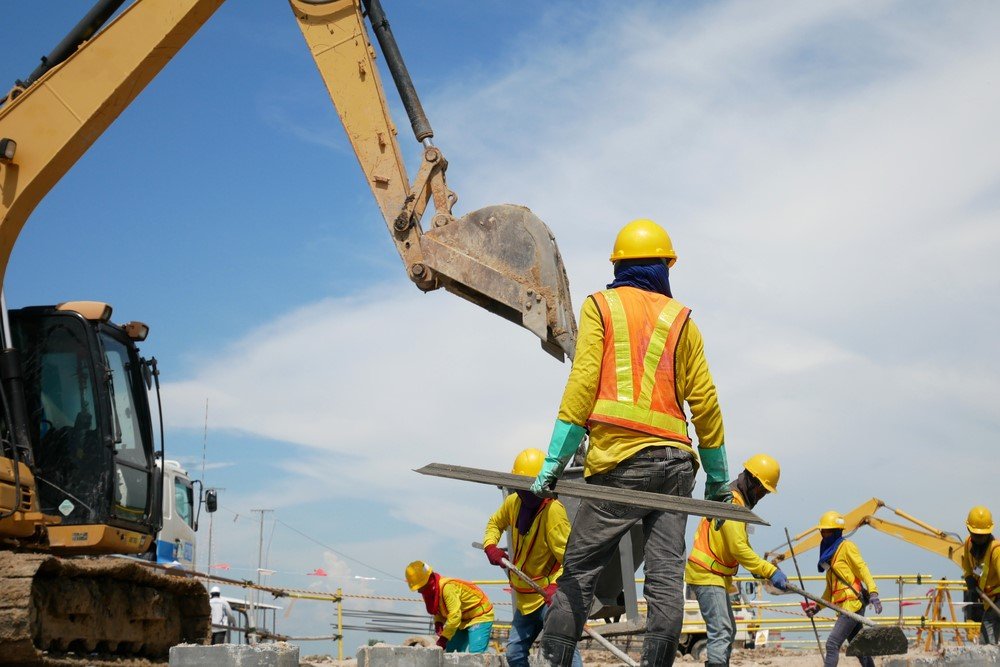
top-left (785, 527), bottom-right (823, 658)
top-left (251, 508), bottom-right (273, 642)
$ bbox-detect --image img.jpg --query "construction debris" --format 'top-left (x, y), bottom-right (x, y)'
top-left (168, 642), bottom-right (299, 667)
top-left (884, 645), bottom-right (1000, 666)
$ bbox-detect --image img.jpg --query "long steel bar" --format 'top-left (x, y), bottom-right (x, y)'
top-left (417, 463), bottom-right (767, 525)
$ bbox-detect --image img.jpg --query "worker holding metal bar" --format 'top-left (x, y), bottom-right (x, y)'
top-left (404, 561), bottom-right (495, 653)
top-left (801, 511), bottom-right (882, 666)
top-left (481, 448), bottom-right (582, 667)
top-left (530, 219), bottom-right (733, 666)
top-left (961, 506), bottom-right (994, 625)
top-left (963, 506), bottom-right (1000, 644)
top-left (684, 454), bottom-right (788, 666)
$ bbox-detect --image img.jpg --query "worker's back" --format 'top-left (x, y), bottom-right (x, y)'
top-left (210, 596), bottom-right (233, 627)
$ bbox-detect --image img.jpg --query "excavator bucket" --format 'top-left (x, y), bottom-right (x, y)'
top-left (418, 204), bottom-right (577, 361)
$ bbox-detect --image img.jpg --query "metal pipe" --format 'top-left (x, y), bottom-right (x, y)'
top-left (17, 0), bottom-right (127, 90)
top-left (362, 0), bottom-right (434, 142)
top-left (785, 527), bottom-right (824, 658)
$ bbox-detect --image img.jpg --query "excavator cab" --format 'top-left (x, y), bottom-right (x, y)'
top-left (8, 302), bottom-right (160, 554)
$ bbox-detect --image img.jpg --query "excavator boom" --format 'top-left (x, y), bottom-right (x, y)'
top-left (0, 0), bottom-right (577, 360)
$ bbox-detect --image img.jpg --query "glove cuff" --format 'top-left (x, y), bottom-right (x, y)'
top-left (699, 444), bottom-right (730, 484)
top-left (547, 420), bottom-right (586, 461)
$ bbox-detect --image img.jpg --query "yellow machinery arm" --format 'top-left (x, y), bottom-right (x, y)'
top-left (0, 0), bottom-right (577, 360)
top-left (766, 497), bottom-right (965, 568)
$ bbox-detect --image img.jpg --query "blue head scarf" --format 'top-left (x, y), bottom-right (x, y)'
top-left (607, 259), bottom-right (672, 297)
top-left (818, 530), bottom-right (845, 572)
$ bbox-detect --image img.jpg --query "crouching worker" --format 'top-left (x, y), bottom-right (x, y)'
top-left (683, 454), bottom-right (788, 666)
top-left (482, 448), bottom-right (582, 667)
top-left (405, 561), bottom-right (494, 653)
top-left (801, 511), bottom-right (882, 667)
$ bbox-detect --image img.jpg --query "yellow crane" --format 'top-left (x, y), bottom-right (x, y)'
top-left (0, 0), bottom-right (576, 661)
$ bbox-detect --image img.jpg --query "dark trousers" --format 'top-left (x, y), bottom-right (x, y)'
top-left (211, 630), bottom-right (228, 645)
top-left (824, 608), bottom-right (874, 667)
top-left (541, 447), bottom-right (695, 666)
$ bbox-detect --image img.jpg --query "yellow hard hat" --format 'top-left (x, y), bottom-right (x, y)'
top-left (817, 511), bottom-right (846, 530)
top-left (967, 506), bottom-right (994, 535)
top-left (610, 219), bottom-right (677, 266)
top-left (743, 454), bottom-right (780, 493)
top-left (512, 448), bottom-right (545, 477)
top-left (405, 560), bottom-right (433, 591)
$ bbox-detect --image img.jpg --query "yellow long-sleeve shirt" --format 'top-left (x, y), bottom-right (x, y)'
top-left (821, 541), bottom-right (878, 614)
top-left (980, 541), bottom-right (1000, 597)
top-left (483, 494), bottom-right (570, 615)
top-left (684, 490), bottom-right (776, 591)
top-left (433, 577), bottom-right (494, 640)
top-left (557, 294), bottom-right (725, 476)
top-left (962, 537), bottom-right (986, 578)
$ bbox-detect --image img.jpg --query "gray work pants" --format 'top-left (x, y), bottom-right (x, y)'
top-left (824, 608), bottom-right (875, 667)
top-left (981, 595), bottom-right (1000, 645)
top-left (690, 584), bottom-right (735, 665)
top-left (540, 447), bottom-right (695, 666)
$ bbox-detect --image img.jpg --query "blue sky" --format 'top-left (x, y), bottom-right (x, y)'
top-left (4, 0), bottom-right (1000, 657)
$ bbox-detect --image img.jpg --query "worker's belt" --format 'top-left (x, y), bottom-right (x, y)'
top-left (631, 445), bottom-right (688, 461)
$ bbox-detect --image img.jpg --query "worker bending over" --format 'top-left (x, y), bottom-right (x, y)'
top-left (963, 506), bottom-right (1000, 644)
top-left (801, 512), bottom-right (882, 666)
top-left (482, 449), bottom-right (582, 667)
top-left (531, 219), bottom-right (733, 666)
top-left (684, 454), bottom-right (788, 666)
top-left (405, 561), bottom-right (494, 653)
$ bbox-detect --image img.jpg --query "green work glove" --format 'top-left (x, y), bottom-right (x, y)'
top-left (530, 419), bottom-right (586, 497)
top-left (700, 445), bottom-right (732, 502)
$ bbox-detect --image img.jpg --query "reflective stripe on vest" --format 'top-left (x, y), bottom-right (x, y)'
top-left (983, 542), bottom-right (1000, 597)
top-left (438, 578), bottom-right (493, 622)
top-left (588, 289), bottom-right (692, 442)
top-left (687, 517), bottom-right (739, 576)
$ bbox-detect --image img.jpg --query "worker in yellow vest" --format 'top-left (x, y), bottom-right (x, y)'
top-left (801, 512), bottom-right (881, 666)
top-left (482, 449), bottom-right (581, 667)
top-left (962, 506), bottom-right (1000, 644)
top-left (530, 219), bottom-right (733, 666)
top-left (961, 506), bottom-right (994, 626)
top-left (405, 561), bottom-right (495, 653)
top-left (683, 454), bottom-right (787, 666)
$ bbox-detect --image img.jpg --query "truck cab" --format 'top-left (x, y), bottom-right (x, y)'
top-left (155, 458), bottom-right (196, 568)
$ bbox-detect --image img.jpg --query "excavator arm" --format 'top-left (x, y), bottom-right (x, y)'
top-left (0, 0), bottom-right (576, 359)
top-left (766, 498), bottom-right (965, 569)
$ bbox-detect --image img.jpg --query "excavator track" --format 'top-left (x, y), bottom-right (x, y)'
top-left (0, 551), bottom-right (209, 665)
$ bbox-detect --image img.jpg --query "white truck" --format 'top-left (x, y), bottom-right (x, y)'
top-left (151, 458), bottom-right (198, 569)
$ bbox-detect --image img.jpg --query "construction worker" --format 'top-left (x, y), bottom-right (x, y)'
top-left (530, 219), bottom-right (734, 666)
top-left (801, 511), bottom-right (882, 667)
top-left (208, 585), bottom-right (235, 645)
top-left (961, 506), bottom-right (993, 624)
top-left (405, 561), bottom-right (495, 653)
top-left (684, 454), bottom-right (788, 666)
top-left (962, 506), bottom-right (1000, 644)
top-left (482, 448), bottom-right (582, 667)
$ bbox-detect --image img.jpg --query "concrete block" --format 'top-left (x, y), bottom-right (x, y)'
top-left (169, 642), bottom-right (300, 667)
top-left (442, 652), bottom-right (505, 666)
top-left (356, 645), bottom-right (443, 667)
top-left (884, 645), bottom-right (1000, 667)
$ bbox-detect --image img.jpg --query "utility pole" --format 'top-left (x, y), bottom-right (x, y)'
top-left (250, 508), bottom-right (273, 642)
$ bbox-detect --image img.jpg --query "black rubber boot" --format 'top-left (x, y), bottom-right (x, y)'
top-left (640, 632), bottom-right (678, 666)
top-left (539, 634), bottom-right (577, 667)
top-left (705, 662), bottom-right (728, 667)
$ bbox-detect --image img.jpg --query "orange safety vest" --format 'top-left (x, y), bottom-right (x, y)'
top-left (588, 288), bottom-right (692, 443)
top-left (437, 577), bottom-right (494, 622)
top-left (687, 516), bottom-right (739, 576)
top-left (828, 543), bottom-right (865, 606)
top-left (508, 500), bottom-right (561, 595)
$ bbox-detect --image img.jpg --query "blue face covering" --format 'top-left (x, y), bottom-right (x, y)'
top-left (607, 259), bottom-right (672, 297)
top-left (818, 530), bottom-right (845, 572)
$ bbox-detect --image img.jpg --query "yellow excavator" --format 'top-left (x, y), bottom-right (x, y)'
top-left (0, 0), bottom-right (577, 661)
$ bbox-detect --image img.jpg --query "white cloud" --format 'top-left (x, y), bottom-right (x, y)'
top-left (164, 0), bottom-right (1000, 653)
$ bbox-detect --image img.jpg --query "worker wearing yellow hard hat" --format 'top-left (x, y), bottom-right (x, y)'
top-left (530, 218), bottom-right (733, 664)
top-left (961, 506), bottom-right (1000, 644)
top-left (481, 449), bottom-right (581, 667)
top-left (404, 561), bottom-right (494, 653)
top-left (800, 511), bottom-right (881, 666)
top-left (684, 455), bottom-right (787, 666)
